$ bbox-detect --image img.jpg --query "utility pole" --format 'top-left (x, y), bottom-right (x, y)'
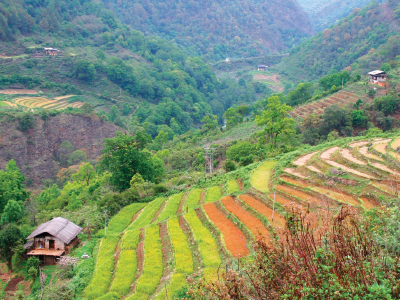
top-left (203, 146), bottom-right (215, 178)
top-left (104, 210), bottom-right (108, 238)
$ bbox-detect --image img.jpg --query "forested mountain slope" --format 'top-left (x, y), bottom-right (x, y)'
top-left (298, 0), bottom-right (385, 31)
top-left (101, 0), bottom-right (314, 60)
top-left (0, 0), bottom-right (267, 138)
top-left (278, 0), bottom-right (400, 82)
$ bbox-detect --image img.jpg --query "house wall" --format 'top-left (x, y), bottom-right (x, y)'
top-left (34, 236), bottom-right (65, 250)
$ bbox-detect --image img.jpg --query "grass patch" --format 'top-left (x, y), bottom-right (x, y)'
top-left (168, 217), bottom-right (193, 274)
top-left (251, 161), bottom-right (277, 193)
top-left (226, 180), bottom-right (240, 194)
top-left (85, 235), bottom-right (120, 299)
top-left (157, 193), bottom-right (184, 223)
top-left (184, 211), bottom-right (221, 269)
top-left (126, 197), bottom-right (165, 231)
top-left (205, 186), bottom-right (222, 203)
top-left (109, 250), bottom-right (138, 296)
top-left (0, 102), bottom-right (8, 107)
top-left (135, 225), bottom-right (163, 297)
top-left (187, 189), bottom-right (203, 210)
top-left (153, 273), bottom-right (188, 300)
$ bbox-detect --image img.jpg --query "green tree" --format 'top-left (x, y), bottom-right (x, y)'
top-left (0, 160), bottom-right (29, 213)
top-left (18, 113), bottom-right (35, 131)
top-left (100, 132), bottom-right (164, 192)
top-left (255, 96), bottom-right (295, 145)
top-left (0, 224), bottom-right (22, 270)
top-left (351, 110), bottom-right (368, 128)
top-left (223, 107), bottom-right (242, 129)
top-left (108, 105), bottom-right (120, 122)
top-left (154, 130), bottom-right (168, 148)
top-left (1, 200), bottom-right (23, 224)
top-left (67, 150), bottom-right (87, 166)
top-left (72, 163), bottom-right (96, 186)
top-left (201, 115), bottom-right (218, 131)
top-left (74, 60), bottom-right (96, 82)
top-left (381, 63), bottom-right (391, 73)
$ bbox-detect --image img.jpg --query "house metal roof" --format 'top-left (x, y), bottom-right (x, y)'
top-left (27, 217), bottom-right (82, 244)
top-left (368, 70), bottom-right (386, 76)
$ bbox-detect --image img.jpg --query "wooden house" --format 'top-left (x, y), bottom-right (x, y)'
top-left (257, 65), bottom-right (267, 71)
top-left (43, 48), bottom-right (60, 56)
top-left (25, 217), bottom-right (82, 265)
top-left (368, 70), bottom-right (387, 87)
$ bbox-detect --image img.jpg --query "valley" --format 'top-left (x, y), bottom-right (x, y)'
top-left (1, 0), bottom-right (400, 299)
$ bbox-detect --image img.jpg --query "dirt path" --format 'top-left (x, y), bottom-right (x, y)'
top-left (340, 148), bottom-right (366, 165)
top-left (320, 147), bottom-right (339, 160)
top-left (283, 168), bottom-right (307, 178)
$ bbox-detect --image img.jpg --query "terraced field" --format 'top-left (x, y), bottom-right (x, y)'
top-left (86, 135), bottom-right (400, 299)
top-left (12, 95), bottom-right (84, 110)
top-left (290, 86), bottom-right (386, 119)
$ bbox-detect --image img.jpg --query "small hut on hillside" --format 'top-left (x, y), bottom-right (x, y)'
top-left (368, 70), bottom-right (387, 86)
top-left (25, 217), bottom-right (82, 265)
top-left (43, 48), bottom-right (60, 56)
top-left (257, 65), bottom-right (267, 71)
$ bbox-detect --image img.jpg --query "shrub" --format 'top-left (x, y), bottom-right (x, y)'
top-left (224, 159), bottom-right (237, 172)
top-left (18, 113), bottom-right (35, 131)
top-left (154, 184), bottom-right (168, 194)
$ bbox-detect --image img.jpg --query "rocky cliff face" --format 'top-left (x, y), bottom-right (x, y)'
top-left (0, 114), bottom-right (119, 187)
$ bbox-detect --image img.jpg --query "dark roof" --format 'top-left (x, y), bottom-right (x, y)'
top-left (27, 217), bottom-right (82, 244)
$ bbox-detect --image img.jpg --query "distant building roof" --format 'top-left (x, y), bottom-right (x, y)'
top-left (258, 65), bottom-right (267, 68)
top-left (368, 70), bottom-right (386, 76)
top-left (43, 48), bottom-right (59, 51)
top-left (27, 217), bottom-right (82, 244)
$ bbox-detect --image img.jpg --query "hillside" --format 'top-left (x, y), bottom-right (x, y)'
top-left (0, 113), bottom-right (119, 186)
top-left (0, 0), bottom-right (266, 139)
top-left (277, 0), bottom-right (400, 82)
top-left (298, 0), bottom-right (385, 31)
top-left (101, 0), bottom-right (314, 60)
top-left (81, 133), bottom-right (400, 299)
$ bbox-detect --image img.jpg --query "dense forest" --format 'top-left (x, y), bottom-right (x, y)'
top-left (297, 0), bottom-right (384, 31)
top-left (0, 0), bottom-right (272, 138)
top-left (101, 0), bottom-right (314, 60)
top-left (278, 0), bottom-right (400, 82)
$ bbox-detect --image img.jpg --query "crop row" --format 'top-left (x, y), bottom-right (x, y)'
top-left (85, 235), bottom-right (120, 299)
top-left (186, 188), bottom-right (203, 211)
top-left (157, 193), bottom-right (184, 223)
top-left (205, 186), bottom-right (222, 203)
top-left (203, 202), bottom-right (249, 257)
top-left (126, 197), bottom-right (165, 231)
top-left (221, 196), bottom-right (270, 241)
top-left (226, 180), bottom-right (240, 194)
top-left (251, 161), bottom-right (276, 193)
top-left (130, 225), bottom-right (163, 298)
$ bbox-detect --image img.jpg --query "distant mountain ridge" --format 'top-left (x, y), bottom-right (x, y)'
top-left (298, 0), bottom-right (385, 31)
top-left (101, 0), bottom-right (314, 61)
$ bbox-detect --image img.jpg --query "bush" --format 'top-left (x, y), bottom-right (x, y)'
top-left (154, 184), bottom-right (168, 194)
top-left (18, 113), bottom-right (35, 131)
top-left (224, 159), bottom-right (237, 172)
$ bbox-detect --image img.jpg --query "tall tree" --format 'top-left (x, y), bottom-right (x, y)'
top-left (0, 224), bottom-right (22, 270)
top-left (100, 132), bottom-right (165, 192)
top-left (255, 96), bottom-right (295, 145)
